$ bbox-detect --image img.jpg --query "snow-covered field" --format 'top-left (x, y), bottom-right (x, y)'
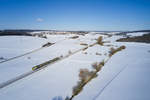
top-left (0, 34), bottom-right (99, 84)
top-left (127, 32), bottom-right (149, 37)
top-left (74, 43), bottom-right (150, 100)
top-left (0, 36), bottom-right (47, 59)
top-left (0, 32), bottom-right (150, 100)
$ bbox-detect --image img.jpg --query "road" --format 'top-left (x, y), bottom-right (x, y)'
top-left (0, 39), bottom-right (66, 64)
top-left (0, 42), bottom-right (97, 89)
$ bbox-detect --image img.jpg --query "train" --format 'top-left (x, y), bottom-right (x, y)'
top-left (32, 57), bottom-right (60, 71)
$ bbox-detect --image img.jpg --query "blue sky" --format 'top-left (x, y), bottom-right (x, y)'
top-left (0, 0), bottom-right (150, 31)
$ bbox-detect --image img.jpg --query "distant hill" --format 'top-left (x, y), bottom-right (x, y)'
top-left (0, 31), bottom-right (32, 36)
top-left (117, 33), bottom-right (150, 43)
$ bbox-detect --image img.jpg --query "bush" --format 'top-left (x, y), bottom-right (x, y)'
top-left (79, 69), bottom-right (91, 82)
top-left (109, 47), bottom-right (116, 56)
top-left (80, 43), bottom-right (88, 46)
top-left (92, 60), bottom-right (105, 71)
top-left (0, 57), bottom-right (5, 60)
top-left (71, 60), bottom-right (106, 99)
top-left (120, 45), bottom-right (126, 49)
top-left (89, 43), bottom-right (97, 47)
top-left (70, 36), bottom-right (79, 39)
top-left (52, 96), bottom-right (63, 100)
top-left (65, 96), bottom-right (70, 100)
top-left (68, 50), bottom-right (72, 54)
top-left (42, 42), bottom-right (54, 47)
top-left (43, 35), bottom-right (47, 39)
top-left (109, 45), bottom-right (126, 57)
top-left (72, 81), bottom-right (83, 96)
top-left (108, 34), bottom-right (112, 37)
top-left (96, 52), bottom-right (101, 56)
top-left (99, 60), bottom-right (105, 66)
top-left (82, 47), bottom-right (88, 51)
top-left (72, 69), bottom-right (97, 97)
top-left (92, 62), bottom-right (99, 71)
top-left (97, 36), bottom-right (103, 45)
top-left (83, 52), bottom-right (87, 54)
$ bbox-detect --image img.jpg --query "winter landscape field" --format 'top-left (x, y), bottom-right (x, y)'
top-left (0, 31), bottom-right (150, 100)
top-left (0, 0), bottom-right (150, 100)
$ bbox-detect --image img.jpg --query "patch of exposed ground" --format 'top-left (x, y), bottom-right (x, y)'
top-left (116, 33), bottom-right (150, 43)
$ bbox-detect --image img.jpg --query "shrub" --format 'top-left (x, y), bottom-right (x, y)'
top-left (68, 50), bottom-right (72, 54)
top-left (83, 52), bottom-right (87, 54)
top-left (72, 81), bottom-right (83, 96)
top-left (70, 36), bottom-right (79, 39)
top-left (92, 60), bottom-right (105, 72)
top-left (108, 34), bottom-right (112, 37)
top-left (104, 53), bottom-right (107, 56)
top-left (79, 68), bottom-right (98, 82)
top-left (99, 60), bottom-right (105, 66)
top-left (43, 35), bottom-right (47, 39)
top-left (79, 69), bottom-right (91, 82)
top-left (109, 45), bottom-right (126, 57)
top-left (96, 52), bottom-right (101, 56)
top-left (109, 47), bottom-right (116, 56)
top-left (89, 43), bottom-right (97, 47)
top-left (0, 57), bottom-right (5, 60)
top-left (42, 42), bottom-right (54, 47)
top-left (120, 45), bottom-right (126, 49)
top-left (97, 36), bottom-right (103, 45)
top-left (60, 55), bottom-right (63, 58)
top-left (82, 47), bottom-right (88, 51)
top-left (71, 60), bottom-right (105, 99)
top-left (80, 43), bottom-right (88, 46)
top-left (65, 96), bottom-right (70, 100)
top-left (72, 69), bottom-right (97, 97)
top-left (52, 96), bottom-right (63, 100)
top-left (92, 62), bottom-right (99, 71)
top-left (104, 44), bottom-right (113, 47)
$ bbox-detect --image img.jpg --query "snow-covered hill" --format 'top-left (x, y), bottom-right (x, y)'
top-left (0, 32), bottom-right (150, 100)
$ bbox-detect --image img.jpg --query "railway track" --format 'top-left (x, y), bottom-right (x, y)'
top-left (0, 39), bottom-right (66, 64)
top-left (0, 42), bottom-right (97, 89)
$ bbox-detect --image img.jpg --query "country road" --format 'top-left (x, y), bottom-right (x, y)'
top-left (0, 39), bottom-right (66, 64)
top-left (0, 42), bottom-right (97, 89)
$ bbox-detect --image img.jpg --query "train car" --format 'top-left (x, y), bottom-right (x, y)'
top-left (32, 57), bottom-right (60, 71)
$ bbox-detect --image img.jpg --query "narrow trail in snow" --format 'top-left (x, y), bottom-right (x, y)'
top-left (0, 42), bottom-right (97, 89)
top-left (69, 45), bottom-right (126, 100)
top-left (92, 64), bottom-right (128, 100)
top-left (0, 39), bottom-right (66, 64)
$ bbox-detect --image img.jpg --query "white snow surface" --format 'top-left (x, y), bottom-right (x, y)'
top-left (0, 33), bottom-right (150, 100)
top-left (0, 36), bottom-right (47, 59)
top-left (0, 34), bottom-right (99, 84)
top-left (127, 32), bottom-right (149, 37)
top-left (74, 43), bottom-right (150, 100)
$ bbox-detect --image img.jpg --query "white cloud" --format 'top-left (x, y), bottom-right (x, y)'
top-left (36, 18), bottom-right (43, 22)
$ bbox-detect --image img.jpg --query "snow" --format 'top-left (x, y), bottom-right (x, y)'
top-left (127, 32), bottom-right (149, 37)
top-left (0, 43), bottom-right (108, 100)
top-left (0, 33), bottom-right (150, 100)
top-left (74, 42), bottom-right (150, 100)
top-left (0, 34), bottom-right (99, 84)
top-left (0, 36), bottom-right (47, 59)
top-left (0, 35), bottom-right (71, 60)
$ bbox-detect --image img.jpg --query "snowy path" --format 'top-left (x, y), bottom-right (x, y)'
top-left (0, 47), bottom-right (43, 64)
top-left (0, 39), bottom-right (65, 64)
top-left (0, 36), bottom-right (47, 59)
top-left (74, 43), bottom-right (150, 100)
top-left (0, 44), bottom-right (107, 100)
top-left (94, 43), bottom-right (150, 100)
top-left (0, 42), bottom-right (97, 89)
